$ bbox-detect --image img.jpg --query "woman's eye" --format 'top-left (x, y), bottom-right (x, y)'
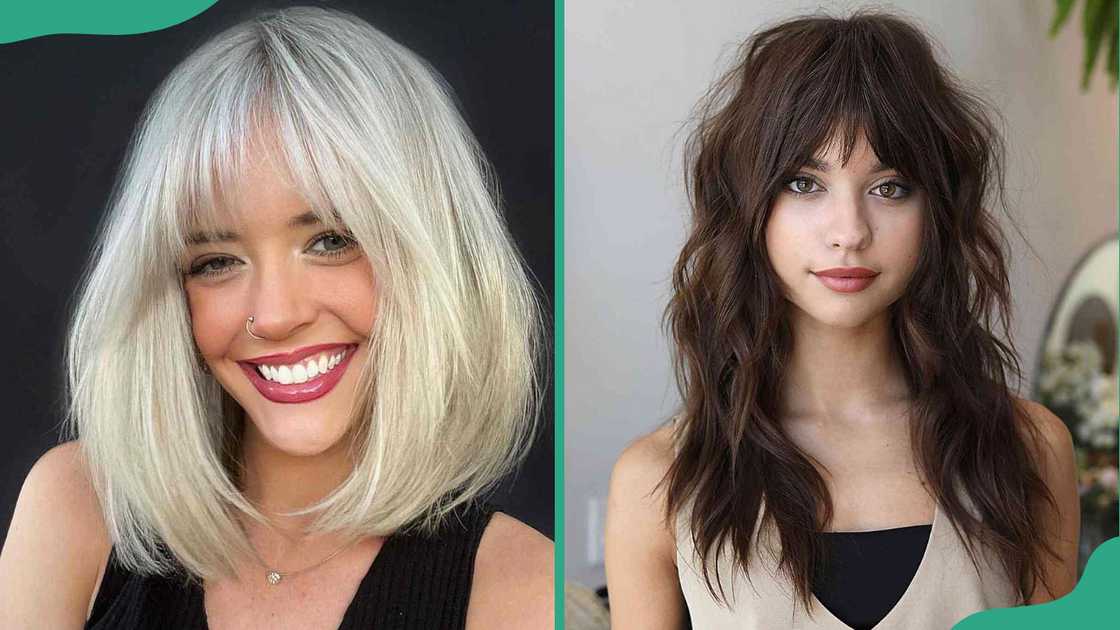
top-left (309, 231), bottom-right (358, 257)
top-left (785, 176), bottom-right (821, 195)
top-left (187, 256), bottom-right (238, 278)
top-left (871, 180), bottom-right (911, 199)
top-left (185, 231), bottom-right (358, 279)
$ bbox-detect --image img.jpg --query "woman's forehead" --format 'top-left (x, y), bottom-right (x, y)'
top-left (179, 131), bottom-right (333, 237)
top-left (183, 209), bottom-right (334, 249)
top-left (806, 132), bottom-right (892, 173)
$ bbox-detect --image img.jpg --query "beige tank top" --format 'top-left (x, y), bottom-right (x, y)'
top-left (675, 496), bottom-right (1020, 629)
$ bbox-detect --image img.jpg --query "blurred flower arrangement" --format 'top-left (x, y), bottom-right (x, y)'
top-left (1037, 340), bottom-right (1119, 572)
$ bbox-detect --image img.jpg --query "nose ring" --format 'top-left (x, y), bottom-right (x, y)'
top-left (246, 316), bottom-right (265, 340)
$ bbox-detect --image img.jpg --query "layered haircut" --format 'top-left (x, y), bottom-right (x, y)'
top-left (665, 11), bottom-right (1057, 611)
top-left (64, 6), bottom-right (543, 579)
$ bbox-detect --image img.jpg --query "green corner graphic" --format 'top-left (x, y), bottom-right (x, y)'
top-left (0, 0), bottom-right (218, 44)
top-left (955, 537), bottom-right (1119, 628)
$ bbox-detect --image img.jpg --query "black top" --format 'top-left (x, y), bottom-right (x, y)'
top-left (811, 523), bottom-right (932, 630)
top-left (85, 503), bottom-right (496, 630)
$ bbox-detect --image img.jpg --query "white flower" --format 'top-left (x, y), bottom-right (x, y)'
top-left (1039, 341), bottom-right (1117, 451)
top-left (1096, 467), bottom-right (1118, 492)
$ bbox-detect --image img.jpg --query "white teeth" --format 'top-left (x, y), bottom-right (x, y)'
top-left (292, 363), bottom-right (308, 383)
top-left (253, 347), bottom-right (350, 385)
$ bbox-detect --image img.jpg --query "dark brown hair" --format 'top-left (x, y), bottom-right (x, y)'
top-left (664, 10), bottom-right (1057, 610)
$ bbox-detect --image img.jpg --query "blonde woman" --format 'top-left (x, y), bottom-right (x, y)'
top-left (0, 6), bottom-right (551, 629)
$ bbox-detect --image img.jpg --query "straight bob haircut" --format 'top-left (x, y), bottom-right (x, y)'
top-left (63, 6), bottom-right (544, 580)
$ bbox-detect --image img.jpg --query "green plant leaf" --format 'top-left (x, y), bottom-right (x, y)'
top-left (1080, 0), bottom-right (1110, 89)
top-left (1051, 0), bottom-right (1077, 37)
top-left (1106, 0), bottom-right (1119, 89)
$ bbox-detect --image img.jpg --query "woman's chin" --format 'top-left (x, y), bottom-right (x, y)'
top-left (792, 304), bottom-right (883, 331)
top-left (248, 416), bottom-right (349, 458)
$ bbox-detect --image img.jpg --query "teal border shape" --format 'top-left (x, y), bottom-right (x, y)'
top-left (554, 0), bottom-right (566, 627)
top-left (0, 0), bottom-right (218, 44)
top-left (955, 537), bottom-right (1120, 628)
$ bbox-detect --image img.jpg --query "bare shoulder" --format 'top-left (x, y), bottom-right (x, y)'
top-left (610, 423), bottom-right (676, 500)
top-left (466, 512), bottom-right (552, 630)
top-left (608, 423), bottom-right (677, 535)
top-left (1013, 397), bottom-right (1080, 600)
top-left (1012, 396), bottom-right (1077, 509)
top-left (0, 441), bottom-right (111, 628)
top-left (605, 424), bottom-right (688, 628)
top-left (1014, 397), bottom-right (1076, 466)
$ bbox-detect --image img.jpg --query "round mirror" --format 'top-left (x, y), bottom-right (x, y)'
top-left (1033, 234), bottom-right (1118, 575)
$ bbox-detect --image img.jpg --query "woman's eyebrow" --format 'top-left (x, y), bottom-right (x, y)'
top-left (185, 211), bottom-right (325, 245)
top-left (804, 157), bottom-right (894, 175)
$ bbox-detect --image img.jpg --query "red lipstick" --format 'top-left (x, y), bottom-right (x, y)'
top-left (244, 343), bottom-right (353, 366)
top-left (237, 344), bottom-right (358, 404)
top-left (812, 267), bottom-right (880, 293)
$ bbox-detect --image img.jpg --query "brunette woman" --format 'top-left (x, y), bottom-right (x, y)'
top-left (606, 11), bottom-right (1078, 630)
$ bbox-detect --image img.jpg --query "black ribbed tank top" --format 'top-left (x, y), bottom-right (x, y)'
top-left (85, 503), bottom-right (495, 629)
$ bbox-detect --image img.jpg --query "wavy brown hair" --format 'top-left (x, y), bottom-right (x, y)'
top-left (664, 11), bottom-right (1057, 611)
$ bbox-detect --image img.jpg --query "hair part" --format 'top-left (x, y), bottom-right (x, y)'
top-left (64, 6), bottom-right (543, 579)
top-left (664, 9), bottom-right (1058, 611)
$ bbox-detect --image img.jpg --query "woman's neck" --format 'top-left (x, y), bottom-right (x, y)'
top-left (238, 428), bottom-right (354, 536)
top-left (780, 306), bottom-right (912, 421)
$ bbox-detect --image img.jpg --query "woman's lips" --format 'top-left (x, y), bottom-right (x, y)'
top-left (238, 346), bottom-right (357, 404)
top-left (812, 269), bottom-right (880, 293)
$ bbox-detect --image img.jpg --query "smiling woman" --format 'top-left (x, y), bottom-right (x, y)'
top-left (180, 146), bottom-right (382, 459)
top-left (0, 5), bottom-right (550, 629)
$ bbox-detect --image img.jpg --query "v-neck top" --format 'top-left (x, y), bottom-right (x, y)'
top-left (676, 498), bottom-right (1020, 629)
top-left (85, 503), bottom-right (495, 630)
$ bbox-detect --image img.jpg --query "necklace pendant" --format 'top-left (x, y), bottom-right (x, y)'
top-left (266, 571), bottom-right (282, 585)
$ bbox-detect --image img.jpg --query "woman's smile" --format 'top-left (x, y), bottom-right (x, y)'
top-left (239, 343), bottom-right (360, 404)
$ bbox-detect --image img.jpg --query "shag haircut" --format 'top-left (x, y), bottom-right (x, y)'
top-left (64, 6), bottom-right (542, 579)
top-left (665, 10), bottom-right (1057, 611)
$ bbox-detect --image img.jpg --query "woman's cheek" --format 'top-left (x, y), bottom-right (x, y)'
top-left (185, 284), bottom-right (236, 357)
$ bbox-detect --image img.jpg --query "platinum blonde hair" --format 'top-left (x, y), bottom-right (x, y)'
top-left (64, 6), bottom-right (543, 579)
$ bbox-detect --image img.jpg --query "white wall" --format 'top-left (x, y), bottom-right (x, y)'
top-left (564, 0), bottom-right (1118, 586)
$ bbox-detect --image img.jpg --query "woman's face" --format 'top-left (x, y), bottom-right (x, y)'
top-left (182, 151), bottom-right (375, 457)
top-left (765, 131), bottom-right (924, 330)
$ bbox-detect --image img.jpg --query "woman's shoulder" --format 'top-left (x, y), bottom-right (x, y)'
top-left (605, 423), bottom-right (679, 555)
top-left (0, 440), bottom-right (111, 627)
top-left (603, 425), bottom-right (688, 626)
top-left (1012, 397), bottom-right (1076, 469)
top-left (610, 423), bottom-right (676, 502)
top-left (467, 512), bottom-right (552, 629)
top-left (1011, 397), bottom-right (1080, 600)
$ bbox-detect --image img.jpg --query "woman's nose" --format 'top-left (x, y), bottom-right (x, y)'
top-left (824, 193), bottom-right (872, 251)
top-left (244, 262), bottom-right (316, 341)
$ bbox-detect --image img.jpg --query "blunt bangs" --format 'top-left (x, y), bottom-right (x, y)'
top-left (739, 11), bottom-right (980, 212)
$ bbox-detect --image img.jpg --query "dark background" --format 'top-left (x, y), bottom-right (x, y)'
top-left (0, 0), bottom-right (554, 542)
